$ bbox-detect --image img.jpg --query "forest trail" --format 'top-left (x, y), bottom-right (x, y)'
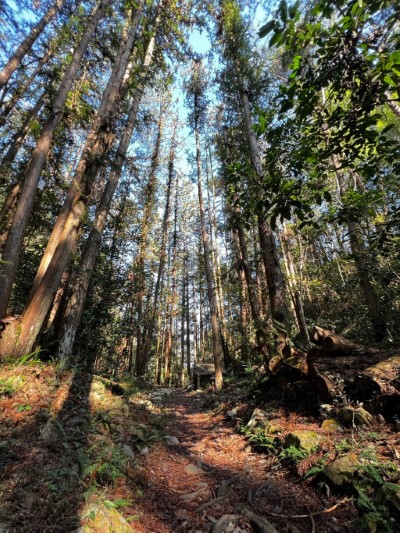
top-left (135, 389), bottom-right (355, 532)
top-left (0, 364), bottom-right (375, 532)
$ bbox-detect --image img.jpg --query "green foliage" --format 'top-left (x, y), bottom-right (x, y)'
top-left (304, 458), bottom-right (327, 478)
top-left (81, 445), bottom-right (128, 486)
top-left (239, 424), bottom-right (277, 452)
top-left (352, 446), bottom-right (400, 531)
top-left (335, 439), bottom-right (352, 454)
top-left (0, 377), bottom-right (20, 396)
top-left (279, 445), bottom-right (308, 464)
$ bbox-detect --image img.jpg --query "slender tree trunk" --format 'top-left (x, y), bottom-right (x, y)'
top-left (164, 169), bottom-right (179, 385)
top-left (194, 116), bottom-right (223, 389)
top-left (240, 89), bottom-right (288, 334)
top-left (238, 224), bottom-right (268, 354)
top-left (141, 119), bottom-right (177, 370)
top-left (0, 0), bottom-right (110, 319)
top-left (0, 49), bottom-right (51, 122)
top-left (0, 0), bottom-right (66, 88)
top-left (191, 263), bottom-right (198, 367)
top-left (135, 105), bottom-right (164, 375)
top-left (279, 228), bottom-right (309, 343)
top-left (232, 229), bottom-right (249, 358)
top-left (185, 260), bottom-right (191, 379)
top-left (334, 159), bottom-right (385, 340)
top-left (0, 88), bottom-right (46, 174)
top-left (180, 270), bottom-right (186, 385)
top-left (0, 89), bottom-right (47, 240)
top-left (155, 309), bottom-right (163, 384)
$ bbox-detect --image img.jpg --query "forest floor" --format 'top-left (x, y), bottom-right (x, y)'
top-left (0, 363), bottom-right (398, 532)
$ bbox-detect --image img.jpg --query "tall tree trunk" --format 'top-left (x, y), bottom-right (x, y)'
top-left (164, 169), bottom-right (180, 385)
top-left (0, 0), bottom-right (110, 319)
top-left (29, 9), bottom-right (141, 296)
top-left (0, 8), bottom-right (141, 357)
top-left (141, 119), bottom-right (177, 370)
top-left (0, 88), bottom-right (46, 175)
top-left (279, 228), bottom-right (309, 344)
top-left (180, 269), bottom-right (186, 385)
top-left (240, 89), bottom-right (289, 334)
top-left (232, 229), bottom-right (250, 358)
top-left (0, 0), bottom-right (66, 88)
top-left (185, 258), bottom-right (191, 379)
top-left (56, 72), bottom-right (150, 361)
top-left (193, 107), bottom-right (223, 389)
top-left (135, 103), bottom-right (164, 375)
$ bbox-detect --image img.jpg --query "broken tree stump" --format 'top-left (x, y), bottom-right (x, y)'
top-left (351, 354), bottom-right (400, 419)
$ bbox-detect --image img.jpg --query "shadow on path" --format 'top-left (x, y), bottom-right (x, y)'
top-left (135, 390), bottom-right (358, 533)
top-left (0, 368), bottom-right (93, 532)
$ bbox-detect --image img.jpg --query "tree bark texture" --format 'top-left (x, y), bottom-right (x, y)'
top-left (0, 0), bottom-right (66, 88)
top-left (194, 110), bottom-right (223, 389)
top-left (0, 7), bottom-right (140, 356)
top-left (0, 0), bottom-right (110, 319)
top-left (240, 89), bottom-right (288, 333)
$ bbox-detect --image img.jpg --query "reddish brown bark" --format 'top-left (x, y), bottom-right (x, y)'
top-left (0, 0), bottom-right (110, 319)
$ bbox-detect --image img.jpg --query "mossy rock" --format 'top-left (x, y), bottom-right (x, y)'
top-left (323, 453), bottom-right (361, 486)
top-left (284, 430), bottom-right (322, 453)
top-left (267, 424), bottom-right (283, 434)
top-left (77, 502), bottom-right (135, 532)
top-left (338, 407), bottom-right (374, 427)
top-left (321, 419), bottom-right (343, 432)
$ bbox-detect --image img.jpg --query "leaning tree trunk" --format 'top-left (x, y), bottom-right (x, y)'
top-left (0, 0), bottom-right (110, 319)
top-left (232, 201), bottom-right (269, 358)
top-left (56, 59), bottom-right (153, 361)
top-left (29, 10), bottom-right (141, 297)
top-left (0, 88), bottom-right (47, 176)
top-left (0, 9), bottom-right (140, 357)
top-left (0, 0), bottom-right (66, 88)
top-left (334, 161), bottom-right (385, 341)
top-left (0, 48), bottom-right (52, 123)
top-left (279, 228), bottom-right (309, 344)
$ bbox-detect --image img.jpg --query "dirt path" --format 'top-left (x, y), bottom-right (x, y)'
top-left (135, 389), bottom-right (355, 532)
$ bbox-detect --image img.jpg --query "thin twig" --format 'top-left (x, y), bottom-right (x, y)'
top-left (259, 497), bottom-right (352, 519)
top-left (195, 496), bottom-right (225, 513)
top-left (307, 505), bottom-right (316, 533)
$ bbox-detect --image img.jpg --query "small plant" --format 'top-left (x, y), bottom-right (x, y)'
top-left (82, 445), bottom-right (128, 486)
top-left (239, 424), bottom-right (277, 452)
top-left (353, 446), bottom-right (400, 532)
top-left (279, 446), bottom-right (308, 464)
top-left (304, 458), bottom-right (327, 479)
top-left (0, 375), bottom-right (26, 396)
top-left (0, 378), bottom-right (17, 397)
top-left (16, 404), bottom-right (31, 412)
top-left (334, 438), bottom-right (352, 454)
top-left (355, 487), bottom-right (396, 533)
top-left (103, 498), bottom-right (132, 510)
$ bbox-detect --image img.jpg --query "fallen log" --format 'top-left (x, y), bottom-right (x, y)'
top-left (309, 326), bottom-right (377, 356)
top-left (310, 326), bottom-right (333, 345)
